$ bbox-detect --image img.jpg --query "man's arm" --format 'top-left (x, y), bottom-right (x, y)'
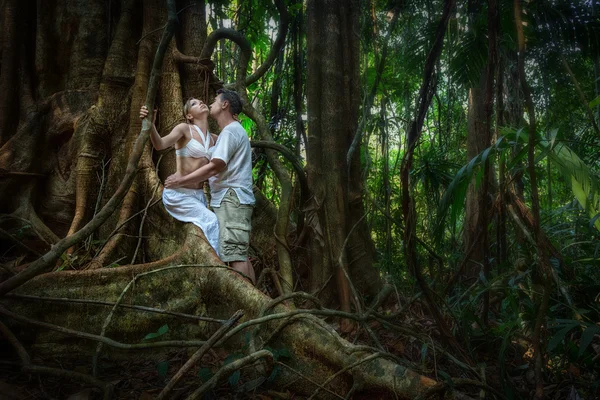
top-left (164, 159), bottom-right (226, 188)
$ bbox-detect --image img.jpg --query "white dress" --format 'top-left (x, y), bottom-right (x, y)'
top-left (162, 125), bottom-right (220, 255)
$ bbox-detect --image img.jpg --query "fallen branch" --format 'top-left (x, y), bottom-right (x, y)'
top-left (157, 310), bottom-right (244, 400)
top-left (186, 349), bottom-right (274, 400)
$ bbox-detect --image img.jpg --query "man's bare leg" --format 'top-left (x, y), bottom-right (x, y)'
top-left (231, 259), bottom-right (255, 285)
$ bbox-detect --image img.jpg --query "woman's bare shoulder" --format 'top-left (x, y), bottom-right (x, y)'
top-left (174, 122), bottom-right (190, 131)
top-left (171, 123), bottom-right (190, 138)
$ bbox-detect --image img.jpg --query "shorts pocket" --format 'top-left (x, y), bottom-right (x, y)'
top-left (223, 222), bottom-right (250, 255)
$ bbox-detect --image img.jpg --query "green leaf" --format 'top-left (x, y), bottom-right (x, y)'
top-left (438, 370), bottom-right (454, 388)
top-left (157, 361), bottom-right (169, 379)
top-left (420, 343), bottom-right (428, 363)
top-left (547, 143), bottom-right (600, 231)
top-left (512, 363), bottom-right (529, 371)
top-left (278, 348), bottom-right (291, 359)
top-left (143, 324), bottom-right (169, 341)
top-left (239, 115), bottom-right (255, 134)
top-left (548, 128), bottom-right (559, 149)
top-left (224, 353), bottom-right (243, 365)
top-left (548, 323), bottom-right (578, 352)
top-left (589, 95), bottom-right (600, 109)
top-left (267, 364), bottom-right (281, 383)
top-left (578, 325), bottom-right (600, 358)
top-left (228, 370), bottom-right (241, 386)
top-left (198, 367), bottom-right (213, 382)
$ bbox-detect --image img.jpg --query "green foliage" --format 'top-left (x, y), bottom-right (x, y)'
top-left (547, 142), bottom-right (600, 231)
top-left (142, 324), bottom-right (169, 341)
top-left (157, 361), bottom-right (169, 380)
top-left (434, 134), bottom-right (515, 241)
top-left (448, 28), bottom-right (488, 88)
top-left (198, 367), bottom-right (213, 382)
top-left (436, 128), bottom-right (600, 242)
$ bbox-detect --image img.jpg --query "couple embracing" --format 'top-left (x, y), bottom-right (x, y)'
top-left (140, 89), bottom-right (255, 284)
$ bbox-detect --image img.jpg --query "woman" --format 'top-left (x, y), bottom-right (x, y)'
top-left (140, 99), bottom-right (220, 255)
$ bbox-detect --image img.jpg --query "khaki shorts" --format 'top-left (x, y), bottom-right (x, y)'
top-left (213, 189), bottom-right (253, 262)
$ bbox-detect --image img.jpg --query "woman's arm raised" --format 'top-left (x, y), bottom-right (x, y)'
top-left (140, 106), bottom-right (187, 150)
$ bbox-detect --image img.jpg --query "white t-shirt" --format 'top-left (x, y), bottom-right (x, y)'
top-left (209, 121), bottom-right (255, 207)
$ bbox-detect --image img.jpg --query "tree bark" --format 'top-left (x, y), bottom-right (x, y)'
top-left (306, 0), bottom-right (380, 316)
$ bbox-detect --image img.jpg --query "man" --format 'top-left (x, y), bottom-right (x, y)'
top-left (165, 89), bottom-right (256, 284)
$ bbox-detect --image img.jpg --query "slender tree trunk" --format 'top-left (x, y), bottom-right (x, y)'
top-left (514, 1), bottom-right (553, 398)
top-left (589, 0), bottom-right (600, 120)
top-left (401, 0), bottom-right (458, 349)
top-left (481, 0), bottom-right (498, 325)
top-left (464, 73), bottom-right (489, 279)
top-left (380, 98), bottom-right (392, 262)
top-left (269, 48), bottom-right (285, 136)
top-left (496, 56), bottom-right (508, 274)
top-left (292, 3), bottom-right (306, 152)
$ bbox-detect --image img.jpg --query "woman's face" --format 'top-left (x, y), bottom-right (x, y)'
top-left (186, 98), bottom-right (209, 121)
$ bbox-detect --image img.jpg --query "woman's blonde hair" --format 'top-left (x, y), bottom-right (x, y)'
top-left (182, 97), bottom-right (196, 123)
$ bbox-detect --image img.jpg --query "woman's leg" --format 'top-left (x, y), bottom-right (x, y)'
top-left (162, 188), bottom-right (220, 255)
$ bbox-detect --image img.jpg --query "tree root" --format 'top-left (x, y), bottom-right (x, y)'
top-left (0, 255), bottom-right (456, 399)
top-left (5, 293), bottom-right (226, 324)
top-left (10, 201), bottom-right (60, 245)
top-left (0, 304), bottom-right (208, 350)
top-left (90, 180), bottom-right (140, 269)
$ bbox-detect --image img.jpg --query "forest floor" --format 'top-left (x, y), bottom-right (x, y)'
top-left (0, 293), bottom-right (588, 400)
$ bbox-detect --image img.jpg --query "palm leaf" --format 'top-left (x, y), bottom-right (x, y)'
top-left (435, 128), bottom-right (600, 242)
top-left (434, 135), bottom-right (516, 242)
top-left (546, 142), bottom-right (600, 231)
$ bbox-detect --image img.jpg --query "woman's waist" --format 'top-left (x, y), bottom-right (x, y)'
top-left (172, 168), bottom-right (205, 190)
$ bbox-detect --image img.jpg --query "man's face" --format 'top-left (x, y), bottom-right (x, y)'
top-left (209, 95), bottom-right (223, 118)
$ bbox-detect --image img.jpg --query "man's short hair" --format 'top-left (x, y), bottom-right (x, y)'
top-left (217, 89), bottom-right (243, 115)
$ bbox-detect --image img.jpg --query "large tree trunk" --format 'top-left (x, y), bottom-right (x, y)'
top-left (306, 0), bottom-right (380, 312)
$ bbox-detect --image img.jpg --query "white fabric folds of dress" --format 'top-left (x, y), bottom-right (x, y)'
top-left (162, 187), bottom-right (220, 255)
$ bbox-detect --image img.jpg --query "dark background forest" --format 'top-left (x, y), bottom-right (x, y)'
top-left (0, 0), bottom-right (599, 399)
